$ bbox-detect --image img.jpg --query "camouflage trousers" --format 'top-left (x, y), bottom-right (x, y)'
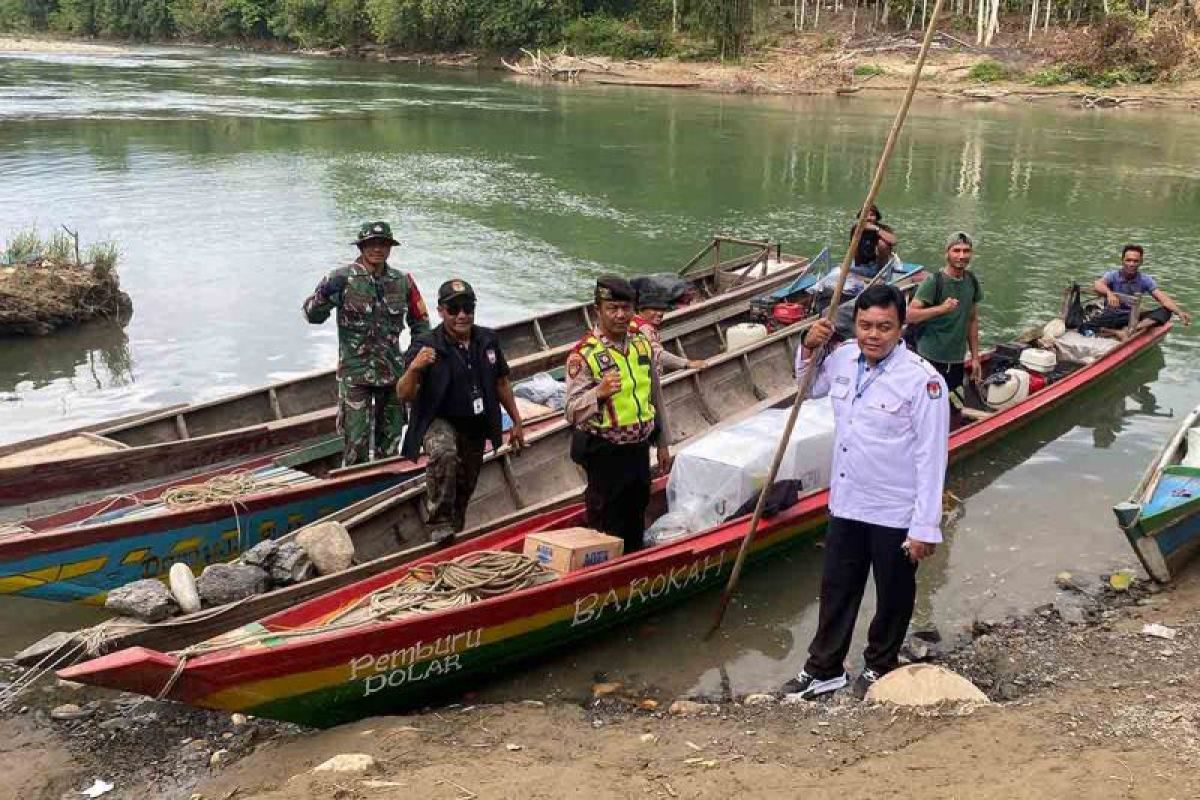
top-left (422, 418), bottom-right (486, 538)
top-left (337, 380), bottom-right (406, 468)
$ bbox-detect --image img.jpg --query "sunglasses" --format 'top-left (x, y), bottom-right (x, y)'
top-left (444, 301), bottom-right (475, 316)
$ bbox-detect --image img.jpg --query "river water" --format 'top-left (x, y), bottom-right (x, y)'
top-left (2, 44), bottom-right (1199, 700)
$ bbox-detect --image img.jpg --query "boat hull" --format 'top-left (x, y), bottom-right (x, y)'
top-left (0, 473), bottom-right (410, 603)
top-left (60, 325), bottom-right (1173, 724)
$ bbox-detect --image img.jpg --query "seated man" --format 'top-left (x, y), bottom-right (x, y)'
top-left (810, 223), bottom-right (901, 301)
top-left (629, 290), bottom-right (706, 374)
top-left (1090, 244), bottom-right (1191, 337)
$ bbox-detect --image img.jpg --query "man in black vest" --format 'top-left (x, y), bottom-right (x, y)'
top-left (398, 279), bottom-right (526, 542)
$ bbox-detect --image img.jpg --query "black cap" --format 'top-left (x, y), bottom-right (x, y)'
top-left (595, 275), bottom-right (636, 304)
top-left (637, 288), bottom-right (671, 310)
top-left (438, 279), bottom-right (476, 305)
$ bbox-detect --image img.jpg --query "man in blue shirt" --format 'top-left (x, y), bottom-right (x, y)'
top-left (1091, 245), bottom-right (1191, 337)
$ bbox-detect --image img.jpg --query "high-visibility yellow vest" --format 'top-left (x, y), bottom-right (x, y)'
top-left (578, 333), bottom-right (655, 431)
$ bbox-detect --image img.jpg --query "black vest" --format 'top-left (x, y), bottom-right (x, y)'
top-left (400, 325), bottom-right (505, 459)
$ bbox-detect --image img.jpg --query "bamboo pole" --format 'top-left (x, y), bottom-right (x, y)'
top-left (708, 0), bottom-right (947, 636)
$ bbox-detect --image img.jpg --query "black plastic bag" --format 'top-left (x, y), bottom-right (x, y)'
top-left (1064, 283), bottom-right (1086, 330)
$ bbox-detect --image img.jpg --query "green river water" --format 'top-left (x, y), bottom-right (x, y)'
top-left (2, 44), bottom-right (1199, 701)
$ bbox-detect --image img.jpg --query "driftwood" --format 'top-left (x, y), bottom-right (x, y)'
top-left (501, 48), bottom-right (610, 81)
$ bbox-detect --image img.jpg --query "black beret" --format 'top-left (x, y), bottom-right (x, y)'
top-left (594, 275), bottom-right (636, 304)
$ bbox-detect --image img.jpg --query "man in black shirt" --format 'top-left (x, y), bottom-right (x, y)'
top-left (398, 279), bottom-right (526, 541)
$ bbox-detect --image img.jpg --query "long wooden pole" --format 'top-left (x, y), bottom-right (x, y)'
top-left (708, 0), bottom-right (947, 636)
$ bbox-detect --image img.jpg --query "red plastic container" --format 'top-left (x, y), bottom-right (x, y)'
top-left (772, 302), bottom-right (806, 327)
top-left (1026, 371), bottom-right (1047, 393)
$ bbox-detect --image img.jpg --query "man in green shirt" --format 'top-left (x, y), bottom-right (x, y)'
top-left (906, 232), bottom-right (982, 415)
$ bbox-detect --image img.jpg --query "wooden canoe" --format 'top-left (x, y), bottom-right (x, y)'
top-left (37, 262), bottom-right (927, 662)
top-left (58, 320), bottom-right (1172, 726)
top-left (0, 263), bottom-right (829, 606)
top-left (0, 239), bottom-right (810, 510)
top-left (1114, 401), bottom-right (1200, 583)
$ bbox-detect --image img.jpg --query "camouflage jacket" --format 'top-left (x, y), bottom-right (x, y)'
top-left (302, 260), bottom-right (431, 385)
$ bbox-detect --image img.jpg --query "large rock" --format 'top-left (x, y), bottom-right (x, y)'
top-left (196, 563), bottom-right (268, 606)
top-left (296, 521), bottom-right (355, 576)
top-left (105, 579), bottom-right (176, 622)
top-left (269, 541), bottom-right (315, 585)
top-left (241, 539), bottom-right (279, 569)
top-left (312, 753), bottom-right (378, 774)
top-left (865, 664), bottom-right (990, 706)
top-left (169, 563), bottom-right (201, 614)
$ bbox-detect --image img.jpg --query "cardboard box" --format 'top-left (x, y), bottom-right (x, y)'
top-left (523, 528), bottom-right (623, 575)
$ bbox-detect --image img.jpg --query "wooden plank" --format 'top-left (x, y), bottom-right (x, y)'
top-left (174, 414), bottom-right (189, 441)
top-left (268, 388), bottom-right (284, 421)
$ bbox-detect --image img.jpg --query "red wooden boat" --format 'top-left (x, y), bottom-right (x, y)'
top-left (60, 320), bottom-right (1171, 726)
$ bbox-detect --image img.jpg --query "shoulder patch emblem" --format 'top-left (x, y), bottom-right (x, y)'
top-left (486, 348), bottom-right (496, 365)
top-left (594, 351), bottom-right (616, 372)
top-left (567, 354), bottom-right (583, 379)
top-left (926, 380), bottom-right (943, 399)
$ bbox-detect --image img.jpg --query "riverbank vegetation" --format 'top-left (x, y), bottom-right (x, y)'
top-left (1, 0), bottom-right (1198, 89)
top-left (0, 226), bottom-right (131, 336)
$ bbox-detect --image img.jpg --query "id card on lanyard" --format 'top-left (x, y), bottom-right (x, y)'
top-left (854, 354), bottom-right (888, 404)
top-left (453, 340), bottom-right (485, 416)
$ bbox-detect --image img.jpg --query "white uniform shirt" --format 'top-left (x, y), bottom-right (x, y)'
top-left (795, 339), bottom-right (949, 543)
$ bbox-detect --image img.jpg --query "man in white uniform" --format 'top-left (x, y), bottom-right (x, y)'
top-left (784, 283), bottom-right (950, 700)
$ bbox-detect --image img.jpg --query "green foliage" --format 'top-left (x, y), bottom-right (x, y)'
top-left (967, 59), bottom-right (1008, 83)
top-left (853, 63), bottom-right (884, 77)
top-left (0, 0), bottom-right (33, 30)
top-left (475, 0), bottom-right (581, 50)
top-left (563, 13), bottom-right (669, 57)
top-left (278, 0), bottom-right (363, 45)
top-left (3, 228), bottom-right (43, 265)
top-left (170, 0), bottom-right (280, 40)
top-left (45, 230), bottom-right (76, 263)
top-left (1028, 65), bottom-right (1071, 86)
top-left (364, 0), bottom-right (471, 48)
top-left (684, 0), bottom-right (762, 60)
top-left (86, 241), bottom-right (120, 277)
top-left (1085, 66), bottom-right (1144, 88)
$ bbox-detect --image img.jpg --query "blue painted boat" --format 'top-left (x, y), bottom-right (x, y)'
top-left (0, 438), bottom-right (424, 604)
top-left (1114, 403), bottom-right (1200, 583)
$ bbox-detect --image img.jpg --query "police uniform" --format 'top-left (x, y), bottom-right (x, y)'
top-left (793, 338), bottom-right (949, 684)
top-left (303, 221), bottom-right (430, 467)
top-left (400, 280), bottom-right (509, 538)
top-left (565, 278), bottom-right (669, 553)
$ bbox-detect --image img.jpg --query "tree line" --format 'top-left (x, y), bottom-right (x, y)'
top-left (1, 0), bottom-right (1196, 62)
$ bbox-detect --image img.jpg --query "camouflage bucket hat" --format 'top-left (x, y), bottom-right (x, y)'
top-left (354, 221), bottom-right (400, 247)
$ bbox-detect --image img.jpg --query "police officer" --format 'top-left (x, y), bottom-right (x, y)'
top-left (397, 279), bottom-right (525, 541)
top-left (303, 221), bottom-right (430, 467)
top-left (565, 276), bottom-right (671, 554)
top-left (784, 283), bottom-right (950, 700)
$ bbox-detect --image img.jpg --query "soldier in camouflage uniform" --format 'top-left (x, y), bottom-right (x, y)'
top-left (303, 221), bottom-right (431, 467)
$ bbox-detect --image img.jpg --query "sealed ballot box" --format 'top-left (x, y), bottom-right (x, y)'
top-left (523, 528), bottom-right (624, 575)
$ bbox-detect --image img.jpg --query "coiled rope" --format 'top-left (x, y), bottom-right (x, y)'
top-left (162, 472), bottom-right (259, 509)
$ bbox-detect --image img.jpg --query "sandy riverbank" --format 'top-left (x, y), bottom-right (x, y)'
top-left (4, 565), bottom-right (1199, 799)
top-left (4, 32), bottom-right (1199, 112)
top-left (0, 36), bottom-right (128, 55)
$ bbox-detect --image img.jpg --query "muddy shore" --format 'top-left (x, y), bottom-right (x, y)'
top-left (3, 33), bottom-right (1198, 113)
top-left (4, 565), bottom-right (1199, 799)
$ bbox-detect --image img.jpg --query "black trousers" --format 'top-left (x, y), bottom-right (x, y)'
top-left (804, 516), bottom-right (918, 679)
top-left (926, 359), bottom-right (965, 396)
top-left (575, 434), bottom-right (651, 554)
